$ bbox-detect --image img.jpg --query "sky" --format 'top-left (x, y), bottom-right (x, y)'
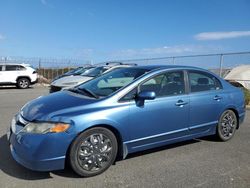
top-left (0, 0), bottom-right (250, 63)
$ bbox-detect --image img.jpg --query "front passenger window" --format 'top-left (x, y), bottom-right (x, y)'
top-left (139, 71), bottom-right (185, 98)
top-left (121, 88), bottom-right (137, 101)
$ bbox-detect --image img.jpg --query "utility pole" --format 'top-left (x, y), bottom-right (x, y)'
top-left (219, 54), bottom-right (224, 77)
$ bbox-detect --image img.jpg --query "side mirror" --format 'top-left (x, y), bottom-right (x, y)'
top-left (137, 91), bottom-right (156, 101)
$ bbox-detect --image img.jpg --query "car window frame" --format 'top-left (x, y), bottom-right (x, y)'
top-left (17, 65), bottom-right (26, 71)
top-left (119, 69), bottom-right (188, 102)
top-left (187, 70), bottom-right (223, 94)
top-left (5, 65), bottom-right (19, 71)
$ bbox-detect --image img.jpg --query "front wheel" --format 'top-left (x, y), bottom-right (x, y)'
top-left (17, 78), bottom-right (30, 89)
top-left (216, 110), bottom-right (237, 141)
top-left (69, 127), bottom-right (118, 177)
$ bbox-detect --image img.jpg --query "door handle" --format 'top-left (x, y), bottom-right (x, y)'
top-left (175, 100), bottom-right (188, 107)
top-left (214, 95), bottom-right (222, 101)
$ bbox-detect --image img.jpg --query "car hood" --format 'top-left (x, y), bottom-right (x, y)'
top-left (51, 75), bottom-right (93, 87)
top-left (20, 91), bottom-right (96, 122)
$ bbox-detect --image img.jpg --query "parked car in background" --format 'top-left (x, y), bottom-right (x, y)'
top-left (8, 65), bottom-right (245, 177)
top-left (50, 63), bottom-right (136, 93)
top-left (52, 65), bottom-right (95, 82)
top-left (225, 65), bottom-right (250, 90)
top-left (0, 63), bottom-right (38, 89)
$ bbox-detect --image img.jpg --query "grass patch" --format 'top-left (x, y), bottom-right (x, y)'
top-left (242, 87), bottom-right (250, 106)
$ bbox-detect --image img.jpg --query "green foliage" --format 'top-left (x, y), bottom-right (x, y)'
top-left (242, 87), bottom-right (250, 106)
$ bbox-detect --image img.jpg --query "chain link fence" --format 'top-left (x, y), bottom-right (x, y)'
top-left (1, 51), bottom-right (250, 82)
top-left (107, 51), bottom-right (250, 78)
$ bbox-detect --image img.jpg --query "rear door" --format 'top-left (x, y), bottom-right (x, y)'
top-left (0, 65), bottom-right (4, 83)
top-left (188, 70), bottom-right (225, 134)
top-left (4, 65), bottom-right (23, 83)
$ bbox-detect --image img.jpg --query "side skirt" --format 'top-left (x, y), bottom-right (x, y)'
top-left (122, 125), bottom-right (216, 159)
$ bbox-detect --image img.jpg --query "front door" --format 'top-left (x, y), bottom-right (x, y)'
top-left (125, 71), bottom-right (190, 152)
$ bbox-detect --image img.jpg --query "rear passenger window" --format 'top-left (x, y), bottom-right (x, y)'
top-left (4, 65), bottom-right (26, 71)
top-left (139, 71), bottom-right (185, 98)
top-left (0, 65), bottom-right (2, 71)
top-left (189, 71), bottom-right (222, 92)
top-left (17, 65), bottom-right (26, 71)
top-left (5, 65), bottom-right (18, 71)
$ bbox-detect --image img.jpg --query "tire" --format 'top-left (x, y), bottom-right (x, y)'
top-left (216, 110), bottom-right (237, 141)
top-left (69, 127), bottom-right (118, 177)
top-left (17, 78), bottom-right (30, 89)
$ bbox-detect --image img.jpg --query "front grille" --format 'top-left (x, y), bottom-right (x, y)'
top-left (50, 85), bottom-right (62, 93)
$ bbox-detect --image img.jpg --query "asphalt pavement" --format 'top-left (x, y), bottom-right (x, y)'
top-left (0, 86), bottom-right (249, 188)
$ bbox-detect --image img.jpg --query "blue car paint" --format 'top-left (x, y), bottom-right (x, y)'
top-left (9, 65), bottom-right (245, 171)
top-left (126, 94), bottom-right (190, 152)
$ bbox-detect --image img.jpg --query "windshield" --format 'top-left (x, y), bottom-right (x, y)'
top-left (81, 66), bottom-right (109, 77)
top-left (65, 67), bottom-right (93, 75)
top-left (64, 67), bottom-right (82, 75)
top-left (76, 68), bottom-right (148, 98)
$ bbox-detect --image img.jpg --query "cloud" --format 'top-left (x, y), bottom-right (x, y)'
top-left (74, 48), bottom-right (94, 58)
top-left (40, 0), bottom-right (47, 5)
top-left (194, 31), bottom-right (250, 40)
top-left (0, 34), bottom-right (5, 40)
top-left (110, 45), bottom-right (217, 59)
top-left (40, 0), bottom-right (53, 7)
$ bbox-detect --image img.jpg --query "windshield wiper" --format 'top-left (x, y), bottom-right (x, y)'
top-left (77, 88), bottom-right (99, 99)
top-left (68, 88), bottom-right (79, 93)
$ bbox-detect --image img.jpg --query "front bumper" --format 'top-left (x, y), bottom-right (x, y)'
top-left (31, 78), bottom-right (38, 85)
top-left (8, 120), bottom-right (76, 171)
top-left (10, 143), bottom-right (65, 171)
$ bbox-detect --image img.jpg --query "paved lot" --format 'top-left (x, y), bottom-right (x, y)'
top-left (0, 86), bottom-right (250, 188)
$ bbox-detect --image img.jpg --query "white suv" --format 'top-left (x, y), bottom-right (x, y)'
top-left (0, 63), bottom-right (38, 89)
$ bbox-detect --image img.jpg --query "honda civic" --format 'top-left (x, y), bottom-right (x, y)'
top-left (8, 65), bottom-right (245, 177)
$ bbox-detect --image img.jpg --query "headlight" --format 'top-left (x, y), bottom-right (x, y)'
top-left (63, 82), bottom-right (79, 86)
top-left (21, 122), bottom-right (70, 134)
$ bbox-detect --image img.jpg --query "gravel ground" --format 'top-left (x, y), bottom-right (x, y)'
top-left (0, 86), bottom-right (249, 188)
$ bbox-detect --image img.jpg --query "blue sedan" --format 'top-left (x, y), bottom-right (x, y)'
top-left (8, 65), bottom-right (245, 177)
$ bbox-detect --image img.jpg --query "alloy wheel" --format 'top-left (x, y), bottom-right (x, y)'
top-left (217, 110), bottom-right (237, 141)
top-left (77, 133), bottom-right (112, 171)
top-left (69, 127), bottom-right (118, 177)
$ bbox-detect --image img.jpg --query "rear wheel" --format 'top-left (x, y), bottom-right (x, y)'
top-left (69, 127), bottom-right (118, 177)
top-left (17, 78), bottom-right (30, 89)
top-left (216, 110), bottom-right (237, 141)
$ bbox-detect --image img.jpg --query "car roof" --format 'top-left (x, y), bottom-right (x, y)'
top-left (96, 64), bottom-right (135, 69)
top-left (0, 63), bottom-right (30, 66)
top-left (124, 65), bottom-right (204, 71)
